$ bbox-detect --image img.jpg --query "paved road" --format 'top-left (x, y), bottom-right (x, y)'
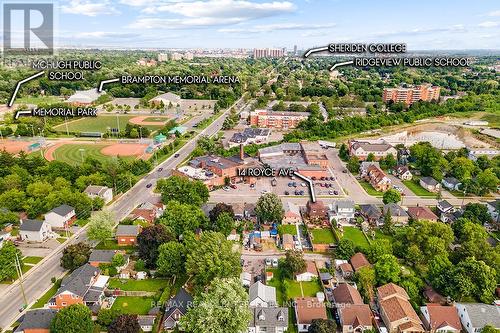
top-left (0, 96), bottom-right (246, 331)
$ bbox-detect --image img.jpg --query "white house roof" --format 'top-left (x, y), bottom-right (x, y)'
top-left (67, 89), bottom-right (103, 103)
top-left (150, 92), bottom-right (181, 103)
top-left (249, 281), bottom-right (276, 306)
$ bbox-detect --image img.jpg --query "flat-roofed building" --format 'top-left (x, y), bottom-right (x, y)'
top-left (383, 84), bottom-right (440, 105)
top-left (250, 110), bottom-right (308, 130)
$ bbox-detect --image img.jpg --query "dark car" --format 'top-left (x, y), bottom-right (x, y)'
top-left (342, 169), bottom-right (348, 173)
top-left (334, 190), bottom-right (338, 195)
top-left (158, 167), bottom-right (163, 172)
top-left (174, 153), bottom-right (180, 158)
top-left (146, 183), bottom-right (152, 188)
top-left (284, 191), bottom-right (290, 195)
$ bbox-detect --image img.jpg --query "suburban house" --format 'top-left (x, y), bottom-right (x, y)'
top-left (377, 283), bottom-right (424, 333)
top-left (282, 202), bottom-right (302, 224)
top-left (332, 283), bottom-right (363, 305)
top-left (328, 200), bottom-right (355, 224)
top-left (350, 252), bottom-right (371, 272)
top-left (359, 204), bottom-right (382, 225)
top-left (44, 204), bottom-right (76, 229)
top-left (420, 304), bottom-right (461, 333)
top-left (441, 177), bottom-right (462, 191)
top-left (294, 297), bottom-right (328, 332)
top-left (394, 165), bottom-right (413, 180)
top-left (149, 92), bottom-right (181, 107)
top-left (248, 307), bottom-right (288, 333)
top-left (486, 200), bottom-right (499, 222)
top-left (282, 234), bottom-right (294, 250)
top-left (348, 140), bottom-right (397, 161)
top-left (241, 272), bottom-right (252, 287)
top-left (437, 200), bottom-right (454, 214)
top-left (128, 201), bottom-right (164, 224)
top-left (249, 281), bottom-right (277, 307)
top-left (19, 219), bottom-right (52, 242)
top-left (15, 309), bottom-right (57, 333)
top-left (338, 262), bottom-right (354, 278)
top-left (138, 316), bottom-right (156, 332)
top-left (163, 288), bottom-right (193, 330)
top-left (419, 177), bottom-right (441, 193)
top-left (364, 164), bottom-right (392, 192)
top-left (116, 225), bottom-right (140, 246)
top-left (88, 250), bottom-right (117, 267)
top-left (407, 206), bottom-right (439, 222)
top-left (48, 264), bottom-right (108, 311)
top-left (383, 203), bottom-right (409, 225)
top-left (306, 200), bottom-right (328, 220)
top-left (455, 303), bottom-right (500, 333)
top-left (338, 304), bottom-right (373, 333)
top-left (84, 185), bottom-right (113, 204)
top-left (359, 161), bottom-right (380, 177)
top-left (296, 261), bottom-right (318, 282)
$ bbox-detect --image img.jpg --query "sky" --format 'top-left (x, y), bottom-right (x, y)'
top-left (5, 0), bottom-right (500, 50)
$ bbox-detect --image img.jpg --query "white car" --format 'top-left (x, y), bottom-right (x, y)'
top-left (265, 258), bottom-right (272, 266)
top-left (272, 258), bottom-right (278, 267)
top-left (301, 183), bottom-right (307, 187)
top-left (223, 186), bottom-right (230, 191)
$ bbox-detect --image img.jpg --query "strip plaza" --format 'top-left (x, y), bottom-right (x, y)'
top-left (32, 107), bottom-right (97, 117)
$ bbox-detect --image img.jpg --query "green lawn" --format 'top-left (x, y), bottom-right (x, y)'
top-left (374, 229), bottom-right (394, 242)
top-left (53, 115), bottom-right (163, 134)
top-left (52, 143), bottom-right (135, 165)
top-left (358, 180), bottom-right (383, 197)
top-left (32, 280), bottom-right (61, 309)
top-left (342, 226), bottom-right (370, 248)
top-left (17, 96), bottom-right (63, 105)
top-left (23, 256), bottom-right (43, 265)
top-left (278, 224), bottom-right (297, 236)
top-left (266, 269), bottom-right (285, 305)
top-left (402, 178), bottom-right (437, 197)
top-left (95, 240), bottom-right (136, 251)
top-left (111, 296), bottom-right (155, 315)
top-left (481, 112), bottom-right (500, 127)
top-left (108, 278), bottom-right (170, 292)
top-left (286, 280), bottom-right (322, 298)
top-left (310, 228), bottom-right (335, 244)
top-left (56, 238), bottom-right (66, 244)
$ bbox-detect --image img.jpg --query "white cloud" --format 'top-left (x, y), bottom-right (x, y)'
top-left (61, 0), bottom-right (119, 16)
top-left (370, 25), bottom-right (466, 38)
top-left (142, 0), bottom-right (295, 18)
top-left (76, 32), bottom-right (141, 38)
top-left (128, 17), bottom-right (245, 29)
top-left (486, 10), bottom-right (500, 17)
top-left (478, 21), bottom-right (499, 28)
top-left (219, 22), bottom-right (335, 33)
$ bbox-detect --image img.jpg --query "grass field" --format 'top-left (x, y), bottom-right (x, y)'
top-left (342, 226), bottom-right (370, 248)
top-left (310, 228), bottom-right (335, 244)
top-left (23, 256), bottom-right (43, 265)
top-left (278, 224), bottom-right (297, 236)
top-left (358, 180), bottom-right (383, 197)
top-left (111, 296), bottom-right (155, 315)
top-left (402, 179), bottom-right (437, 197)
top-left (53, 115), bottom-right (163, 133)
top-left (95, 240), bottom-right (136, 251)
top-left (17, 96), bottom-right (63, 105)
top-left (52, 144), bottom-right (134, 165)
top-left (108, 278), bottom-right (170, 292)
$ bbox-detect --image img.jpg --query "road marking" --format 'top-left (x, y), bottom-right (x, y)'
top-left (98, 78), bottom-right (120, 92)
top-left (8, 71), bottom-right (45, 107)
top-left (330, 60), bottom-right (354, 71)
top-left (294, 171), bottom-right (316, 202)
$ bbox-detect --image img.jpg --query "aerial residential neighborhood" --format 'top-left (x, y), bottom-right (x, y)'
top-left (0, 1), bottom-right (499, 333)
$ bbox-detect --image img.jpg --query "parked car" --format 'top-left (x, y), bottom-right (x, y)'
top-left (230, 184), bottom-right (237, 189)
top-left (223, 186), bottom-right (230, 191)
top-left (284, 191), bottom-right (290, 195)
top-left (342, 169), bottom-right (348, 173)
top-left (146, 183), bottom-right (152, 188)
top-left (329, 190), bottom-right (334, 195)
top-left (158, 167), bottom-right (163, 172)
top-left (272, 258), bottom-right (278, 267)
top-left (174, 153), bottom-right (180, 158)
top-left (265, 258), bottom-right (272, 266)
top-left (334, 190), bottom-right (338, 195)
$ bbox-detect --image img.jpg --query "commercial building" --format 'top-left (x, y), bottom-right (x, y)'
top-left (382, 84), bottom-right (441, 105)
top-left (66, 89), bottom-right (104, 106)
top-left (250, 110), bottom-right (309, 130)
top-left (349, 140), bottom-right (397, 161)
top-left (149, 92), bottom-right (181, 107)
top-left (229, 128), bottom-right (271, 147)
top-left (253, 48), bottom-right (285, 59)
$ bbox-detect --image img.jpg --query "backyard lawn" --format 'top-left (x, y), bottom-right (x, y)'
top-left (108, 278), bottom-right (170, 292)
top-left (267, 269), bottom-right (322, 301)
top-left (111, 296), bottom-right (155, 315)
top-left (310, 228), bottom-right (335, 244)
top-left (278, 224), bottom-right (297, 236)
top-left (95, 240), bottom-right (135, 251)
top-left (341, 226), bottom-right (370, 249)
top-left (402, 178), bottom-right (437, 198)
top-left (358, 180), bottom-right (383, 197)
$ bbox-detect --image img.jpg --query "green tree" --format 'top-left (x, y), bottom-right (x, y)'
top-left (108, 314), bottom-right (140, 333)
top-left (336, 238), bottom-right (355, 259)
top-left (383, 189), bottom-right (401, 204)
top-left (481, 326), bottom-right (500, 333)
top-left (281, 250), bottom-right (306, 279)
top-left (462, 203), bottom-right (492, 225)
top-left (213, 212), bottom-right (235, 236)
top-left (347, 156), bottom-right (360, 173)
top-left (180, 277), bottom-right (251, 333)
top-left (112, 253), bottom-right (125, 267)
top-left (308, 319), bottom-right (337, 333)
top-left (382, 210), bottom-right (394, 235)
top-left (157, 176), bottom-right (209, 207)
top-left (60, 242), bottom-right (91, 271)
top-left (366, 153), bottom-right (375, 162)
top-left (87, 210), bottom-right (115, 243)
top-left (0, 241), bottom-right (22, 281)
top-left (381, 153), bottom-right (397, 170)
top-left (374, 254), bottom-right (401, 285)
top-left (355, 266), bottom-right (376, 302)
top-left (50, 304), bottom-right (93, 333)
top-left (338, 143), bottom-right (349, 161)
top-left (185, 232), bottom-right (241, 289)
top-left (157, 241), bottom-right (185, 278)
top-left (475, 169), bottom-right (499, 195)
top-left (159, 200), bottom-right (208, 237)
top-left (449, 157), bottom-right (477, 181)
top-left (450, 257), bottom-right (497, 303)
top-left (367, 239), bottom-right (393, 263)
top-left (255, 193), bottom-right (284, 224)
top-left (97, 308), bottom-right (122, 327)
top-left (208, 203), bottom-right (235, 224)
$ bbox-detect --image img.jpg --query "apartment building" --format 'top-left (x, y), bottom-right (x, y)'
top-left (250, 110), bottom-right (309, 130)
top-left (383, 84), bottom-right (441, 105)
top-left (253, 48), bottom-right (285, 58)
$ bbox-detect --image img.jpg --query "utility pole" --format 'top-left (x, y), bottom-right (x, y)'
top-left (15, 253), bottom-right (28, 308)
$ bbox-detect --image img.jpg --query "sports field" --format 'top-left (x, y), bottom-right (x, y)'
top-left (47, 142), bottom-right (149, 165)
top-left (53, 115), bottom-right (165, 134)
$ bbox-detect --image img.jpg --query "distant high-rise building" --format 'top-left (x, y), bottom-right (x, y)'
top-left (383, 84), bottom-right (441, 105)
top-left (293, 45), bottom-right (298, 56)
top-left (253, 48), bottom-right (285, 59)
top-left (158, 53), bottom-right (169, 62)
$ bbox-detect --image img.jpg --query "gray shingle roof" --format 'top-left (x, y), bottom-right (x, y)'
top-left (164, 288), bottom-right (193, 319)
top-left (89, 250), bottom-right (116, 263)
top-left (20, 219), bottom-right (45, 232)
top-left (116, 225), bottom-right (139, 236)
top-left (458, 303), bottom-right (500, 328)
top-left (420, 176), bottom-right (439, 186)
top-left (383, 203), bottom-right (408, 217)
top-left (57, 264), bottom-right (100, 298)
top-left (249, 307), bottom-right (288, 329)
top-left (48, 204), bottom-right (74, 216)
top-left (17, 309), bottom-right (57, 331)
top-left (360, 204), bottom-right (382, 219)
